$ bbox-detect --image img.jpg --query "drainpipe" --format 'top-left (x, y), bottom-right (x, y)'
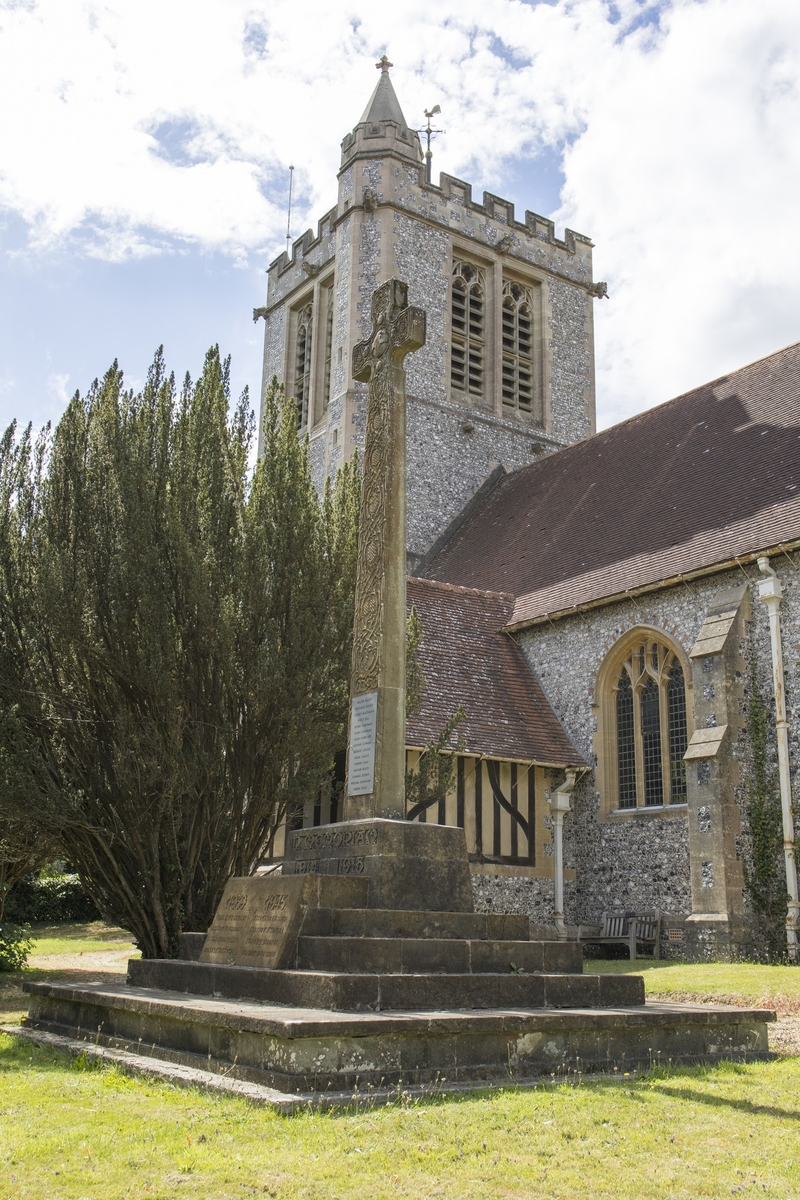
top-left (757, 557), bottom-right (799, 962)
top-left (549, 768), bottom-right (577, 941)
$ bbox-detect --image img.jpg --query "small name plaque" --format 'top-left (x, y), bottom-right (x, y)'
top-left (199, 875), bottom-right (309, 969)
top-left (347, 691), bottom-right (378, 796)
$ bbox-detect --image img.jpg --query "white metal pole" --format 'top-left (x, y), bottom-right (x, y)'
top-left (757, 557), bottom-right (799, 962)
top-left (549, 769), bottom-right (577, 940)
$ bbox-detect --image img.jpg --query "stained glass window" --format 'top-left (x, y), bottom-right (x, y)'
top-left (611, 636), bottom-right (689, 809)
top-left (616, 670), bottom-right (636, 808)
top-left (668, 661), bottom-right (688, 799)
top-left (640, 677), bottom-right (663, 805)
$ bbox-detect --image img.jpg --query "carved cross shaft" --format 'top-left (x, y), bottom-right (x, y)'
top-left (344, 279), bottom-right (426, 821)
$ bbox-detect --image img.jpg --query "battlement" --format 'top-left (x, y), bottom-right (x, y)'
top-left (267, 205), bottom-right (338, 281)
top-left (427, 171), bottom-right (591, 257)
top-left (341, 116), bottom-right (423, 170)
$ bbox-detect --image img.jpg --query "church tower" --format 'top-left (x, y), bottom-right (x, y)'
top-left (258, 59), bottom-right (601, 567)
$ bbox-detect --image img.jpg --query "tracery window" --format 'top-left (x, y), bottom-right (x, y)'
top-left (451, 260), bottom-right (485, 400)
top-left (612, 637), bottom-right (689, 809)
top-left (293, 301), bottom-right (313, 430)
top-left (501, 280), bottom-right (535, 416)
top-left (321, 289), bottom-right (334, 414)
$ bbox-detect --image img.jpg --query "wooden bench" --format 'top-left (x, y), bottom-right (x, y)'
top-left (579, 910), bottom-right (661, 960)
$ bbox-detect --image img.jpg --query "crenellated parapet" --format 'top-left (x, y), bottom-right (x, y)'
top-left (432, 173), bottom-right (591, 257)
top-left (266, 205), bottom-right (338, 291)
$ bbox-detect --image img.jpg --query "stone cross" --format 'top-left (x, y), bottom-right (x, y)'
top-left (344, 279), bottom-right (426, 821)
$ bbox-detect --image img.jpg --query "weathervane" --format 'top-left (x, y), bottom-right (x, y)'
top-left (417, 105), bottom-right (445, 184)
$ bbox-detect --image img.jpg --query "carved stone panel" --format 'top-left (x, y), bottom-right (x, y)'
top-left (199, 875), bottom-right (310, 969)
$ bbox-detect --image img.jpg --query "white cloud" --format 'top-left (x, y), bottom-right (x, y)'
top-left (46, 370), bottom-right (70, 406)
top-left (1, 0), bottom-right (799, 425)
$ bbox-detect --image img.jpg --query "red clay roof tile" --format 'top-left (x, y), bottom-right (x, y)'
top-left (423, 341), bottom-right (800, 624)
top-left (406, 577), bottom-right (584, 765)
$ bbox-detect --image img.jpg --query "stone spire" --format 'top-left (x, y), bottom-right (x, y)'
top-left (359, 56), bottom-right (407, 126)
top-left (340, 56), bottom-right (423, 171)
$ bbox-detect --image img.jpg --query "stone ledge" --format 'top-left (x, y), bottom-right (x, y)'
top-left (15, 987), bottom-right (776, 1098)
top-left (6, 1023), bottom-right (771, 1114)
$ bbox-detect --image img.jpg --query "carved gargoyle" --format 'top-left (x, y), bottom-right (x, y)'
top-left (302, 261), bottom-right (321, 278)
top-left (589, 281), bottom-right (609, 299)
top-left (363, 186), bottom-right (378, 213)
top-left (496, 234), bottom-right (514, 254)
top-left (252, 306), bottom-right (268, 323)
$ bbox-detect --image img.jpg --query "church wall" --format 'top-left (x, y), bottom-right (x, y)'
top-left (405, 402), bottom-right (550, 564)
top-left (514, 559), bottom-right (800, 933)
top-left (548, 277), bottom-right (596, 444)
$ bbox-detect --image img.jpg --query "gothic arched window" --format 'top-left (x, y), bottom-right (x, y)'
top-left (610, 636), bottom-right (689, 809)
top-left (502, 280), bottom-right (535, 416)
top-left (451, 260), bottom-right (485, 400)
top-left (293, 302), bottom-right (313, 430)
top-left (321, 288), bottom-right (334, 414)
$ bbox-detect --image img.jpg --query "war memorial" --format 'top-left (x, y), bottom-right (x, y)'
top-left (15, 279), bottom-right (775, 1109)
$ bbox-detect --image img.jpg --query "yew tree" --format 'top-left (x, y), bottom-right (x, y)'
top-left (0, 349), bottom-right (359, 956)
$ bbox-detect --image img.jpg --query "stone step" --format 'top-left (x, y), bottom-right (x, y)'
top-left (127, 957), bottom-right (641, 1011)
top-left (22, 980), bottom-right (774, 1097)
top-left (295, 936), bottom-right (581, 975)
top-left (299, 907), bottom-right (530, 942)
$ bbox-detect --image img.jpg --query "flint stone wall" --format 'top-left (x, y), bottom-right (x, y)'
top-left (514, 561), bottom-right (800, 928)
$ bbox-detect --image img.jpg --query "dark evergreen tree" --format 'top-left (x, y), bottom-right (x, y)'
top-left (0, 350), bottom-right (359, 957)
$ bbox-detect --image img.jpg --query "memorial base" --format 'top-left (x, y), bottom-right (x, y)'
top-left (282, 818), bottom-right (474, 912)
top-left (17, 822), bottom-right (778, 1101)
top-left (19, 981), bottom-right (774, 1103)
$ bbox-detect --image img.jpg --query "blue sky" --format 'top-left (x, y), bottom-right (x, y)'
top-left (1, 0), bottom-right (798, 434)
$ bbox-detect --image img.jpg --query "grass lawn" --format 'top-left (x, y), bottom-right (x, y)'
top-left (586, 958), bottom-right (800, 1012)
top-left (27, 922), bottom-right (139, 958)
top-left (0, 1035), bottom-right (798, 1199)
top-left (0, 922), bottom-right (139, 1027)
top-left (0, 927), bottom-right (798, 1197)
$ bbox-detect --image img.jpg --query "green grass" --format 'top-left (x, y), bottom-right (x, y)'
top-left (26, 921), bottom-right (138, 957)
top-left (1, 931), bottom-right (798, 1196)
top-left (0, 922), bottom-right (138, 1027)
top-left (0, 1034), bottom-right (798, 1199)
top-left (586, 958), bottom-right (800, 1011)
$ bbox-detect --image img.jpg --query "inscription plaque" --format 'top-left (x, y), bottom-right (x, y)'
top-left (348, 691), bottom-right (378, 796)
top-left (199, 875), bottom-right (309, 969)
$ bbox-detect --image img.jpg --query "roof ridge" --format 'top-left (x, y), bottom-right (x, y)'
top-left (408, 576), bottom-right (516, 602)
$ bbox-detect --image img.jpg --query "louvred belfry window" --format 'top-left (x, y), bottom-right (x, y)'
top-left (613, 638), bottom-right (689, 809)
top-left (501, 280), bottom-right (535, 416)
top-left (321, 288), bottom-right (334, 414)
top-left (293, 302), bottom-right (313, 430)
top-left (451, 261), bottom-right (485, 400)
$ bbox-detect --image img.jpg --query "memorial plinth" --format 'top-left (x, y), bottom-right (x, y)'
top-left (282, 817), bottom-right (474, 912)
top-left (15, 277), bottom-right (776, 1106)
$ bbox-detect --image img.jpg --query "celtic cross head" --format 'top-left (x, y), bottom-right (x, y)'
top-left (352, 279), bottom-right (426, 383)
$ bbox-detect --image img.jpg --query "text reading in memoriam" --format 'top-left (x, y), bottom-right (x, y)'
top-left (347, 691), bottom-right (378, 796)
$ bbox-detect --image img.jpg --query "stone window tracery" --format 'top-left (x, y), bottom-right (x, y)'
top-left (321, 289), bottom-right (334, 414)
top-left (293, 301), bottom-right (313, 430)
top-left (451, 260), bottom-right (485, 400)
top-left (611, 637), bottom-right (689, 809)
top-left (501, 280), bottom-right (535, 416)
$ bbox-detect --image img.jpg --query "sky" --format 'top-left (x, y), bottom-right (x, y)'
top-left (0, 0), bottom-right (798, 434)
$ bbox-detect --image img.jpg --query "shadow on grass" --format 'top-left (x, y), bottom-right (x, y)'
top-left (647, 1081), bottom-right (800, 1122)
top-left (29, 922), bottom-right (133, 944)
